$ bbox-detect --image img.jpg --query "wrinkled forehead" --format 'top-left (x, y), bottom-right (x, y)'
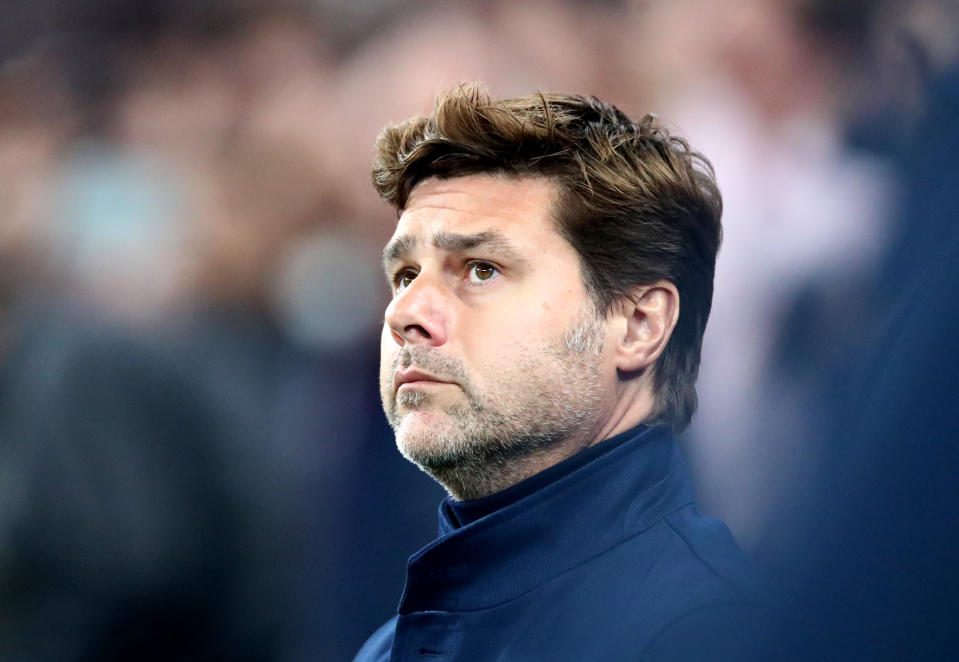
top-left (386, 174), bottom-right (561, 253)
top-left (382, 227), bottom-right (527, 268)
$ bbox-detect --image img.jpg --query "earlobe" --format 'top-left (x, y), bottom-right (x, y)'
top-left (616, 282), bottom-right (679, 373)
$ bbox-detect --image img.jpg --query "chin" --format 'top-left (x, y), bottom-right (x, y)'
top-left (394, 414), bottom-right (460, 464)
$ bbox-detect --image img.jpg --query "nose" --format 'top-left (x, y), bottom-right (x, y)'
top-left (384, 274), bottom-right (449, 347)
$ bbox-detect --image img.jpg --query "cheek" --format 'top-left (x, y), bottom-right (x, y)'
top-left (457, 312), bottom-right (549, 373)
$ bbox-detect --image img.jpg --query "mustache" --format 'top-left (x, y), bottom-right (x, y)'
top-left (391, 346), bottom-right (470, 389)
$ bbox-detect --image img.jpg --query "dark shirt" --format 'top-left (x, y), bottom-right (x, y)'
top-left (355, 425), bottom-right (767, 662)
top-left (441, 426), bottom-right (644, 528)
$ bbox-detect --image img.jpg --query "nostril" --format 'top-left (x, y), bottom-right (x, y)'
top-left (406, 324), bottom-right (432, 340)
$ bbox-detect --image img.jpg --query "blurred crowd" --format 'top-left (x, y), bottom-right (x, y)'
top-left (1, 0), bottom-right (957, 660)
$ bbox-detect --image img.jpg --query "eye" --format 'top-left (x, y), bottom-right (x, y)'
top-left (393, 269), bottom-right (417, 292)
top-left (467, 261), bottom-right (499, 284)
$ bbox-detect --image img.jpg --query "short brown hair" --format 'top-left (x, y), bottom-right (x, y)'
top-left (372, 84), bottom-right (722, 433)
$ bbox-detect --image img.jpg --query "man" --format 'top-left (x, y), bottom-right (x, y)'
top-left (356, 85), bottom-right (765, 661)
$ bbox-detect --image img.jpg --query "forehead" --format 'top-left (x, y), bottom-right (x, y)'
top-left (390, 174), bottom-right (561, 248)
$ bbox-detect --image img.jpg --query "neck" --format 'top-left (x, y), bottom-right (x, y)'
top-left (430, 398), bottom-right (655, 501)
top-left (585, 375), bottom-right (657, 448)
top-left (421, 376), bottom-right (659, 500)
top-left (429, 435), bottom-right (594, 501)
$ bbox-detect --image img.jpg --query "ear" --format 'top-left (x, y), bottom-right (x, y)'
top-left (614, 281), bottom-right (680, 373)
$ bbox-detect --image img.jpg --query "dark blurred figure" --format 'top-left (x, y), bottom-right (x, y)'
top-left (0, 1), bottom-right (444, 659)
top-left (768, 1), bottom-right (959, 658)
top-left (0, 300), bottom-right (442, 662)
top-left (0, 305), bottom-right (303, 662)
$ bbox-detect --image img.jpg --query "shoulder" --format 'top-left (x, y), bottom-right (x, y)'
top-left (568, 499), bottom-right (774, 660)
top-left (633, 506), bottom-right (778, 661)
top-left (353, 616), bottom-right (398, 662)
top-left (623, 502), bottom-right (761, 611)
top-left (638, 597), bottom-right (778, 662)
top-left (662, 505), bottom-right (759, 592)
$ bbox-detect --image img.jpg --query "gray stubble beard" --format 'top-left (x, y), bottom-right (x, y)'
top-left (382, 307), bottom-right (607, 500)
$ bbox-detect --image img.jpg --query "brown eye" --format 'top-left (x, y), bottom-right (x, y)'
top-left (468, 262), bottom-right (498, 283)
top-left (395, 271), bottom-right (416, 291)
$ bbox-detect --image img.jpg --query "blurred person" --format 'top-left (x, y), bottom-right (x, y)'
top-left (324, 0), bottom-right (630, 241)
top-left (0, 304), bottom-right (306, 662)
top-left (354, 85), bottom-right (769, 662)
top-left (0, 3), bottom-right (444, 661)
top-left (763, 1), bottom-right (959, 659)
top-left (486, 0), bottom-right (625, 101)
top-left (615, 0), bottom-right (898, 548)
top-left (0, 46), bottom-right (79, 336)
top-left (326, 1), bottom-right (517, 237)
top-left (0, 11), bottom-right (308, 655)
top-left (789, 64), bottom-right (959, 662)
top-left (41, 142), bottom-right (198, 318)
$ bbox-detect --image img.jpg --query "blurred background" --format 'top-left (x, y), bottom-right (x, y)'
top-left (1, 0), bottom-right (956, 660)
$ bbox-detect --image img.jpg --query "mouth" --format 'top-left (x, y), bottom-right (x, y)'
top-left (393, 367), bottom-right (455, 393)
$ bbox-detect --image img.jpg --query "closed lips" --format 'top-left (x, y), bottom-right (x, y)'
top-left (394, 369), bottom-right (453, 391)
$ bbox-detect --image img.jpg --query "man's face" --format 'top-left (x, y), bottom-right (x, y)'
top-left (379, 174), bottom-right (619, 499)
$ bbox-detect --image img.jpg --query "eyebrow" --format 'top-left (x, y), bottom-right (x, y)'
top-left (382, 229), bottom-right (526, 271)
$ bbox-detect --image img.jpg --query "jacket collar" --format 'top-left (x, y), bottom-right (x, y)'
top-left (397, 425), bottom-right (694, 614)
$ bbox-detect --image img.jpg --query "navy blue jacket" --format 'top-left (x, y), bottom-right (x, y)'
top-left (354, 425), bottom-right (766, 661)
